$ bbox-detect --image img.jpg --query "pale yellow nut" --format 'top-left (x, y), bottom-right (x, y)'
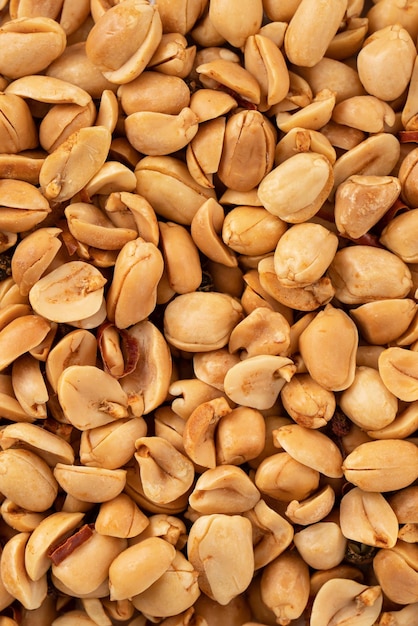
top-left (196, 59), bottom-right (261, 104)
top-left (189, 88), bottom-right (236, 122)
top-left (215, 405), bottom-right (265, 465)
top-left (164, 291), bottom-right (243, 352)
top-left (120, 320), bottom-right (172, 417)
top-left (224, 354), bottom-right (295, 410)
top-left (0, 421), bottom-right (74, 466)
top-left (148, 32), bottom-right (196, 79)
top-left (342, 439), bottom-right (418, 492)
top-left (357, 24), bottom-right (417, 101)
top-left (5, 74), bottom-right (92, 106)
top-left (11, 354), bottom-right (48, 420)
top-left (332, 95), bottom-right (395, 133)
top-left (190, 197), bottom-right (238, 267)
top-left (255, 452), bottom-right (319, 502)
top-left (24, 511), bottom-right (84, 581)
top-left (243, 499), bottom-right (293, 570)
top-left (297, 56), bottom-right (365, 105)
top-left (0, 17), bottom-right (66, 79)
top-left (257, 152), bottom-right (334, 223)
top-left (39, 100), bottom-right (96, 153)
top-left (187, 514), bottom-right (254, 605)
top-left (95, 89), bottom-right (119, 133)
top-left (0, 314), bottom-right (51, 373)
top-left (299, 305), bottom-right (358, 391)
top-left (260, 550), bottom-right (310, 625)
top-left (135, 155), bottom-right (216, 225)
top-left (152, 0), bottom-right (206, 35)
top-left (326, 15), bottom-right (369, 60)
top-left (109, 191), bottom-right (159, 246)
top-left (51, 530), bottom-right (126, 597)
top-left (335, 174), bottom-right (401, 240)
top-left (0, 533), bottom-right (47, 610)
top-left (294, 522), bottom-right (347, 570)
top-left (328, 245), bottom-right (412, 305)
top-left (11, 227), bottom-right (62, 297)
top-left (84, 161), bottom-right (137, 196)
top-left (183, 396), bottom-right (232, 469)
top-left (378, 347), bottom-right (418, 402)
top-left (45, 328), bottom-right (97, 393)
top-left (125, 107), bottom-right (199, 156)
top-left (208, 0), bottom-right (263, 48)
top-left (218, 109), bottom-right (276, 192)
top-left (131, 550), bottom-right (200, 619)
top-left (284, 0), bottom-right (348, 67)
top-left (118, 71), bottom-right (190, 115)
top-left (403, 56), bottom-right (418, 130)
top-left (0, 179), bottom-right (50, 234)
top-left (109, 537), bottom-right (176, 601)
top-left (273, 424), bottom-right (343, 479)
top-left (186, 117), bottom-right (225, 188)
top-left (229, 307), bottom-right (291, 358)
top-left (188, 464), bottom-right (260, 514)
top-left (191, 6), bottom-right (227, 47)
top-left (259, 256), bottom-right (335, 312)
top-left (46, 41), bottom-right (118, 99)
top-left (373, 541), bottom-right (418, 605)
top-left (133, 513), bottom-right (187, 548)
top-left (169, 378), bottom-right (225, 419)
top-left (57, 364), bottom-right (129, 430)
top-left (53, 464), bottom-right (127, 503)
top-left (29, 260), bottom-right (106, 324)
top-left (310, 579), bottom-right (382, 626)
top-left (285, 484), bottom-right (335, 526)
top-left (65, 203), bottom-right (137, 251)
top-left (380, 207), bottom-right (418, 263)
top-left (0, 499), bottom-right (47, 534)
top-left (273, 222), bottom-right (338, 287)
top-left (135, 436), bottom-right (195, 505)
top-left (193, 347), bottom-right (240, 392)
top-left (275, 89), bottom-right (336, 133)
top-left (321, 120), bottom-right (365, 151)
top-left (0, 151), bottom-right (43, 185)
top-left (159, 221), bottom-right (202, 294)
top-left (330, 133), bottom-right (401, 199)
top-left (85, 0), bottom-right (163, 84)
top-left (0, 448), bottom-right (58, 512)
top-left (388, 485), bottom-right (418, 524)
top-left (39, 126), bottom-right (111, 202)
top-left (263, 0), bottom-right (301, 21)
top-left (79, 417), bottom-right (147, 470)
top-left (244, 34), bottom-right (289, 110)
top-left (367, 400), bottom-right (418, 441)
top-left (222, 205), bottom-right (286, 257)
top-left (0, 370), bottom-right (33, 423)
top-left (275, 126), bottom-right (337, 166)
top-left (95, 493), bottom-right (149, 539)
top-left (280, 374), bottom-right (336, 429)
top-left (106, 237), bottom-right (164, 329)
top-left (339, 366), bottom-right (398, 432)
top-left (340, 487), bottom-right (399, 549)
top-left (378, 604), bottom-right (418, 626)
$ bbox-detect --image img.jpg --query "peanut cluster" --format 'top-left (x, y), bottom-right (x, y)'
top-left (0, 0), bottom-right (418, 625)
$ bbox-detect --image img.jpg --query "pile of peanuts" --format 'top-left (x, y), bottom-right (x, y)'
top-left (2, 0), bottom-right (418, 624)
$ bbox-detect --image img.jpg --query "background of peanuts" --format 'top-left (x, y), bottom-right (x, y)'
top-left (1, 0), bottom-right (418, 624)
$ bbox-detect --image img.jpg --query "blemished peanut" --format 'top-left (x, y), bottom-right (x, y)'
top-left (3, 0), bottom-right (418, 622)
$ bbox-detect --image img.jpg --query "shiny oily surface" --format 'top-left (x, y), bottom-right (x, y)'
top-left (1, 0), bottom-right (418, 625)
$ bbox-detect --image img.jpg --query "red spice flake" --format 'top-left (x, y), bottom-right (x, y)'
top-left (398, 130), bottom-right (418, 143)
top-left (48, 523), bottom-right (94, 566)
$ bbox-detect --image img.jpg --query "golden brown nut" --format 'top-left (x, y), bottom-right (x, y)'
top-left (85, 0), bottom-right (163, 84)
